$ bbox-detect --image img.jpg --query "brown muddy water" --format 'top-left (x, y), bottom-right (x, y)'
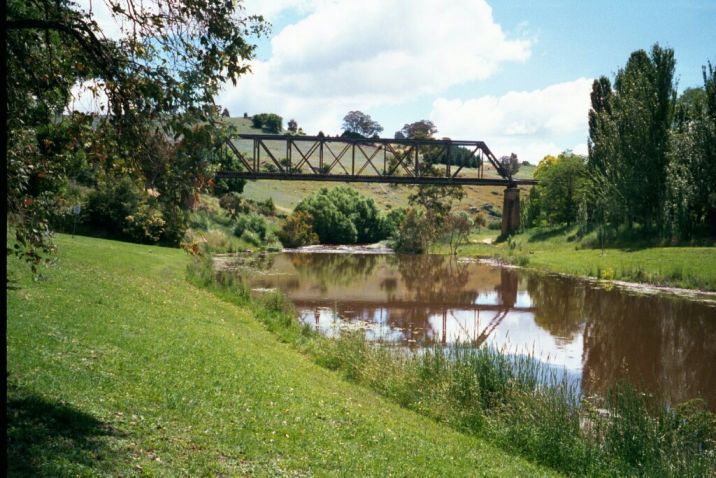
top-left (224, 252), bottom-right (716, 409)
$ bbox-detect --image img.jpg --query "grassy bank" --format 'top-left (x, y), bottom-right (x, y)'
top-left (438, 227), bottom-right (716, 291)
top-left (6, 234), bottom-right (555, 477)
top-left (194, 261), bottom-right (716, 478)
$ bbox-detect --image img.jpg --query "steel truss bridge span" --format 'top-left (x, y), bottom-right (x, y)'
top-left (216, 134), bottom-right (538, 187)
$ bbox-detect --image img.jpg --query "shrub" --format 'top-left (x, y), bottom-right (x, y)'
top-left (294, 187), bottom-right (388, 244)
top-left (85, 176), bottom-right (144, 234)
top-left (84, 175), bottom-right (187, 244)
top-left (203, 229), bottom-right (228, 250)
top-left (234, 213), bottom-right (267, 240)
top-left (240, 230), bottom-right (262, 246)
top-left (487, 220), bottom-right (502, 230)
top-left (123, 204), bottom-right (166, 243)
top-left (219, 192), bottom-right (247, 220)
top-left (383, 208), bottom-right (406, 238)
top-left (392, 208), bottom-right (432, 253)
top-left (251, 113), bottom-right (283, 133)
top-left (277, 211), bottom-right (319, 248)
top-left (256, 197), bottom-right (275, 216)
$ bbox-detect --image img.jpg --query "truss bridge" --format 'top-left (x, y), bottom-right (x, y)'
top-left (216, 134), bottom-right (536, 232)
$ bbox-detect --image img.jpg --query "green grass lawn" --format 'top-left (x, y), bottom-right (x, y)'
top-left (6, 234), bottom-right (557, 477)
top-left (443, 227), bottom-right (716, 291)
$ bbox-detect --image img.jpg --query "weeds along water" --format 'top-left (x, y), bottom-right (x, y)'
top-left (187, 255), bottom-right (716, 477)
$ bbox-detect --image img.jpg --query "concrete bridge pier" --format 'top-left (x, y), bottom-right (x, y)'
top-left (501, 187), bottom-right (520, 236)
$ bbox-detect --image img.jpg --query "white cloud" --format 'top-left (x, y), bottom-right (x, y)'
top-left (430, 78), bottom-right (593, 162)
top-left (242, 0), bottom-right (319, 20)
top-left (74, 0), bottom-right (124, 39)
top-left (67, 80), bottom-right (110, 114)
top-left (218, 0), bottom-right (531, 133)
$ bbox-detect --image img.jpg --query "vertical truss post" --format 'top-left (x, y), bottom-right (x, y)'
top-left (414, 145), bottom-right (419, 177)
top-left (351, 143), bottom-right (356, 176)
top-left (319, 140), bottom-right (324, 172)
top-left (287, 138), bottom-right (292, 174)
top-left (383, 145), bottom-right (387, 175)
top-left (254, 139), bottom-right (259, 172)
top-left (446, 143), bottom-right (452, 177)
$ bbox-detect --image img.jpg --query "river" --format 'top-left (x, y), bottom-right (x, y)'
top-left (222, 252), bottom-right (716, 410)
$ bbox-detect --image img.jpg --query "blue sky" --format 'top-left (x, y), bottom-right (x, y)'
top-left (79, 0), bottom-right (716, 163)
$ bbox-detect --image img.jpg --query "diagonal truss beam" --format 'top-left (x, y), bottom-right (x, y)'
top-left (219, 134), bottom-right (536, 187)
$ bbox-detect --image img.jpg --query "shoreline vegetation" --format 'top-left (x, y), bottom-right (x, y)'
top-left (190, 248), bottom-right (716, 477)
top-left (7, 234), bottom-right (556, 477)
top-left (430, 227), bottom-right (716, 293)
top-left (7, 235), bottom-right (716, 476)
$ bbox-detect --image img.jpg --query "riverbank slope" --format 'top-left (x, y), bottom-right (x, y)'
top-left (6, 234), bottom-right (556, 477)
top-left (441, 227), bottom-right (716, 292)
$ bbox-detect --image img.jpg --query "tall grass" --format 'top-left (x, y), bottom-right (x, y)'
top-left (189, 255), bottom-right (716, 477)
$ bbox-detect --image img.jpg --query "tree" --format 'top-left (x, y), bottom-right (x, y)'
top-left (252, 113), bottom-right (283, 133)
top-left (400, 120), bottom-right (438, 139)
top-left (498, 153), bottom-right (520, 179)
top-left (277, 211), bottom-right (318, 248)
top-left (294, 187), bottom-right (390, 244)
top-left (587, 44), bottom-right (676, 231)
top-left (445, 211), bottom-right (473, 255)
top-left (392, 208), bottom-right (432, 254)
top-left (665, 63), bottom-right (716, 238)
top-left (534, 152), bottom-right (588, 225)
top-left (6, 0), bottom-right (268, 270)
top-left (342, 111), bottom-right (384, 138)
top-left (287, 118), bottom-right (298, 133)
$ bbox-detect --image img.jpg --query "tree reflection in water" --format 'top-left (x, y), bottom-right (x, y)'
top-left (236, 252), bottom-right (716, 410)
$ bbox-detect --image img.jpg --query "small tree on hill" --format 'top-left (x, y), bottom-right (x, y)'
top-left (342, 111), bottom-right (384, 137)
top-left (400, 120), bottom-right (438, 139)
top-left (498, 153), bottom-right (521, 179)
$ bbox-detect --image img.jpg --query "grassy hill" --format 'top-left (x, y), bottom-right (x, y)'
top-left (222, 117), bottom-right (529, 214)
top-left (6, 234), bottom-right (557, 477)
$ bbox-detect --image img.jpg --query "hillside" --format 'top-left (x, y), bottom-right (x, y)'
top-left (6, 234), bottom-right (557, 477)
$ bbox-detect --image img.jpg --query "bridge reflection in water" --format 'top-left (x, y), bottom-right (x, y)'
top-left (228, 252), bottom-right (716, 410)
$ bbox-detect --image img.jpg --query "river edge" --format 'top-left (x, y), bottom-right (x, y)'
top-left (213, 243), bottom-right (716, 305)
top-left (469, 256), bottom-right (716, 305)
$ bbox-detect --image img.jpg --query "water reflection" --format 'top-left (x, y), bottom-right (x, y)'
top-left (228, 252), bottom-right (716, 409)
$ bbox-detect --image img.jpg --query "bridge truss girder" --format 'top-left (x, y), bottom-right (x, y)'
top-left (217, 134), bottom-right (537, 187)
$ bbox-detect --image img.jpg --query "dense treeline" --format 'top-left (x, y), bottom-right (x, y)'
top-left (524, 45), bottom-right (716, 241)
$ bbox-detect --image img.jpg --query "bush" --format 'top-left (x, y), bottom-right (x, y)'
top-left (256, 197), bottom-right (275, 216)
top-left (294, 187), bottom-right (388, 244)
top-left (234, 213), bottom-right (268, 240)
top-left (277, 211), bottom-right (319, 248)
top-left (240, 230), bottom-right (262, 246)
top-left (487, 220), bottom-right (502, 230)
top-left (123, 204), bottom-right (166, 243)
top-left (383, 208), bottom-right (406, 238)
top-left (251, 113), bottom-right (283, 133)
top-left (392, 208), bottom-right (432, 253)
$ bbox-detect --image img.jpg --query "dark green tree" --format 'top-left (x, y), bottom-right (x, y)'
top-left (534, 152), bottom-right (589, 225)
top-left (587, 44), bottom-right (676, 231)
top-left (665, 63), bottom-right (716, 238)
top-left (341, 111), bottom-right (383, 138)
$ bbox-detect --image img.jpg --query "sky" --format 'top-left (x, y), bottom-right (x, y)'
top-left (221, 0), bottom-right (716, 163)
top-left (77, 0), bottom-right (716, 164)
